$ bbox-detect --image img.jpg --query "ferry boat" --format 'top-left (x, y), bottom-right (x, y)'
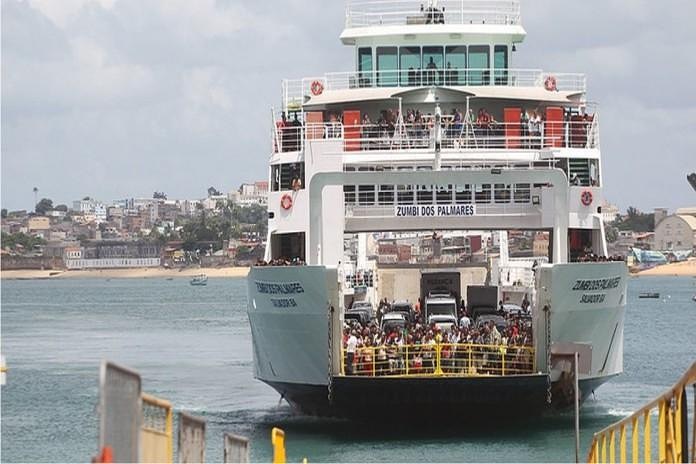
top-left (247, 0), bottom-right (627, 419)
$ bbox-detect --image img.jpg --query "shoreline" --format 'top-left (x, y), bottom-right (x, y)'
top-left (634, 259), bottom-right (696, 277)
top-left (1, 266), bottom-right (249, 280)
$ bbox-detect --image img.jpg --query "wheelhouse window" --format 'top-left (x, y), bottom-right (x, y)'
top-left (376, 47), bottom-right (398, 87)
top-left (474, 184), bottom-right (491, 203)
top-left (455, 184), bottom-right (472, 203)
top-left (494, 184), bottom-right (511, 203)
top-left (358, 47), bottom-right (373, 87)
top-left (422, 46), bottom-right (444, 85)
top-left (399, 46), bottom-right (421, 87)
top-left (271, 163), bottom-right (305, 191)
top-left (445, 46), bottom-right (466, 85)
top-left (468, 46), bottom-right (490, 85)
top-left (435, 185), bottom-right (453, 204)
top-left (494, 45), bottom-right (508, 85)
top-left (513, 184), bottom-right (531, 204)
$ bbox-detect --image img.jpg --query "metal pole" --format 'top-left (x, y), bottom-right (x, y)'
top-left (574, 351), bottom-right (580, 463)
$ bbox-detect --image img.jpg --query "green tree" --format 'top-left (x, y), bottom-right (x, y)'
top-left (34, 198), bottom-right (54, 215)
top-left (54, 204), bottom-right (68, 212)
top-left (605, 225), bottom-right (618, 243)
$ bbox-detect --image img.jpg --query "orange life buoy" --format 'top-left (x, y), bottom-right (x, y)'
top-left (581, 190), bottom-right (593, 206)
top-left (280, 194), bottom-right (293, 210)
top-left (544, 75), bottom-right (557, 91)
top-left (310, 80), bottom-right (324, 96)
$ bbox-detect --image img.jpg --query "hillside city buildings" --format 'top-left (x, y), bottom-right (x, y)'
top-left (1, 182), bottom-right (269, 270)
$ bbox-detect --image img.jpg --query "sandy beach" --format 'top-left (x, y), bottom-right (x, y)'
top-left (1, 266), bottom-right (249, 280)
top-left (636, 259), bottom-right (696, 277)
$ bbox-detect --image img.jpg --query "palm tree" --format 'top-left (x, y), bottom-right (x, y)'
top-left (32, 187), bottom-right (38, 212)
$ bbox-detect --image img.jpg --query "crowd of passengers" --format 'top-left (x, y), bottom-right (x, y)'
top-left (343, 299), bottom-right (534, 377)
top-left (255, 257), bottom-right (306, 266)
top-left (276, 106), bottom-right (594, 153)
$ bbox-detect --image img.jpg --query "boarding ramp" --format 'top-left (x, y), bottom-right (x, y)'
top-left (99, 361), bottom-right (142, 462)
top-left (178, 413), bottom-right (206, 463)
top-left (141, 393), bottom-right (173, 463)
top-left (587, 361), bottom-right (696, 463)
top-left (224, 433), bottom-right (250, 463)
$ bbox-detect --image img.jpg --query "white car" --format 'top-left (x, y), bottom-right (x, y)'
top-left (427, 314), bottom-right (458, 333)
top-left (381, 312), bottom-right (407, 333)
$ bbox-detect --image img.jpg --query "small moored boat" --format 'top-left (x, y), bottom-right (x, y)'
top-left (638, 292), bottom-right (660, 299)
top-left (190, 274), bottom-right (208, 286)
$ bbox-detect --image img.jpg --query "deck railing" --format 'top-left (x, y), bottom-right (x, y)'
top-left (586, 361), bottom-right (696, 463)
top-left (341, 342), bottom-right (535, 377)
top-left (282, 68), bottom-right (587, 110)
top-left (345, 0), bottom-right (522, 28)
top-left (274, 119), bottom-right (599, 154)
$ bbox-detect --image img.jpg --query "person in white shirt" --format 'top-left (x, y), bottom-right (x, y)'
top-left (346, 331), bottom-right (358, 375)
top-left (459, 314), bottom-right (471, 328)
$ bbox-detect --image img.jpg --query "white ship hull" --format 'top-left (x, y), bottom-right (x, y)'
top-left (247, 262), bottom-right (627, 417)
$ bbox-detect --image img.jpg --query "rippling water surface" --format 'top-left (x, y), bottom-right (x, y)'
top-left (2, 275), bottom-right (695, 462)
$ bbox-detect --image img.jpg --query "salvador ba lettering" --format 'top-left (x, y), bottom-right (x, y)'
top-left (255, 280), bottom-right (304, 309)
top-left (572, 276), bottom-right (621, 304)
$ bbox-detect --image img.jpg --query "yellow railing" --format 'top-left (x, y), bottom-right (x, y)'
top-left (341, 342), bottom-right (535, 377)
top-left (587, 361), bottom-right (696, 464)
top-left (141, 393), bottom-right (174, 463)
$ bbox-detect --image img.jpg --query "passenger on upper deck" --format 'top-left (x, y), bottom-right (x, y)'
top-left (425, 57), bottom-right (438, 86)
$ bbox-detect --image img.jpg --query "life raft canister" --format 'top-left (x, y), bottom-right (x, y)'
top-left (581, 190), bottom-right (593, 206)
top-left (280, 194), bottom-right (293, 210)
top-left (310, 80), bottom-right (324, 96)
top-left (544, 75), bottom-right (557, 91)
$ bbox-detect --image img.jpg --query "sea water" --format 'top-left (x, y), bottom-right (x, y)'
top-left (1, 275), bottom-right (695, 462)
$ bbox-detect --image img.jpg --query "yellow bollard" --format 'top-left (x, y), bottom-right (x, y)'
top-left (271, 427), bottom-right (286, 464)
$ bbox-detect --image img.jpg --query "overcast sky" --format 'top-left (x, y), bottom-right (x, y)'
top-left (2, 0), bottom-right (695, 212)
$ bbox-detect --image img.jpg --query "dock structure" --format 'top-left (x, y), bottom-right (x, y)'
top-left (587, 361), bottom-right (696, 463)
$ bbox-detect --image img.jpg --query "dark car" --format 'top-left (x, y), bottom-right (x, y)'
top-left (345, 310), bottom-right (370, 326)
top-left (386, 300), bottom-right (414, 322)
top-left (475, 314), bottom-right (508, 333)
top-left (351, 301), bottom-right (374, 318)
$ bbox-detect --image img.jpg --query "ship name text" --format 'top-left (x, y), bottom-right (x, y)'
top-left (395, 204), bottom-right (476, 218)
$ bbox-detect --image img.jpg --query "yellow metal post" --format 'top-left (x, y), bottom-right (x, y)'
top-left (609, 429), bottom-right (615, 464)
top-left (434, 343), bottom-right (443, 376)
top-left (372, 347), bottom-right (376, 377)
top-left (619, 423), bottom-right (626, 464)
top-left (272, 427), bottom-right (286, 464)
top-left (405, 345), bottom-right (409, 376)
top-left (631, 417), bottom-right (638, 464)
top-left (674, 390), bottom-right (682, 463)
top-left (601, 434), bottom-right (606, 464)
top-left (658, 400), bottom-right (666, 463)
top-left (644, 410), bottom-right (651, 463)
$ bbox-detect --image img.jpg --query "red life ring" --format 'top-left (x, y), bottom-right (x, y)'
top-left (310, 80), bottom-right (324, 96)
top-left (581, 190), bottom-right (593, 206)
top-left (280, 194), bottom-right (293, 210)
top-left (544, 75), bottom-right (557, 91)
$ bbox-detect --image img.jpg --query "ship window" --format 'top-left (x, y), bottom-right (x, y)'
top-left (376, 47), bottom-right (398, 87)
top-left (468, 45), bottom-right (490, 85)
top-left (494, 184), bottom-right (511, 203)
top-left (378, 184), bottom-right (395, 205)
top-left (358, 47), bottom-right (373, 87)
top-left (455, 184), bottom-right (472, 203)
top-left (445, 46), bottom-right (466, 85)
top-left (494, 45), bottom-right (508, 85)
top-left (474, 183), bottom-right (491, 203)
top-left (417, 184), bottom-right (434, 205)
top-left (271, 232), bottom-right (305, 262)
top-left (514, 183), bottom-right (531, 204)
top-left (399, 46), bottom-right (421, 87)
top-left (271, 163), bottom-right (305, 191)
top-left (397, 184), bottom-right (414, 205)
top-left (358, 185), bottom-right (376, 205)
top-left (436, 185), bottom-right (453, 204)
top-left (422, 46), bottom-right (444, 85)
